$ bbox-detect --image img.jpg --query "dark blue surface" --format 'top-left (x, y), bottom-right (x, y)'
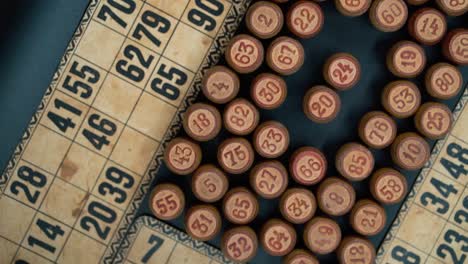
top-left (0, 0), bottom-right (89, 171)
top-left (0, 0), bottom-right (466, 263)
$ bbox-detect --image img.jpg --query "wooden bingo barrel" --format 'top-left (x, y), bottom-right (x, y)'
top-left (226, 34), bottom-right (264, 74)
top-left (253, 121), bottom-right (290, 158)
top-left (283, 249), bottom-right (319, 264)
top-left (304, 217), bottom-right (342, 254)
top-left (408, 8), bottom-right (447, 45)
top-left (221, 226), bottom-right (258, 263)
top-left (336, 142), bottom-right (374, 181)
top-left (260, 219), bottom-right (297, 256)
top-left (436, 0), bottom-right (468, 16)
top-left (425, 62), bottom-right (463, 100)
top-left (414, 102), bottom-right (453, 139)
top-left (335, 0), bottom-right (372, 17)
top-left (350, 199), bottom-right (387, 236)
top-left (337, 236), bottom-right (376, 264)
top-left (164, 137), bottom-right (202, 175)
top-left (387, 40), bottom-right (426, 78)
top-left (246, 1), bottom-right (284, 39)
top-left (218, 137), bottom-right (255, 174)
top-left (266, 36), bottom-right (305, 75)
top-left (391, 132), bottom-right (430, 170)
top-left (223, 187), bottom-right (259, 224)
top-left (323, 53), bottom-right (361, 91)
top-left (289, 147), bottom-right (327, 185)
top-left (202, 66), bottom-right (240, 104)
top-left (303, 85), bottom-right (341, 123)
top-left (286, 1), bottom-right (324, 39)
top-left (183, 103), bottom-right (222, 141)
top-left (358, 111), bottom-right (397, 149)
top-left (370, 168), bottom-right (407, 204)
top-left (279, 188), bottom-right (317, 224)
top-left (382, 80), bottom-right (421, 118)
top-left (250, 161), bottom-right (289, 199)
top-left (191, 164), bottom-right (229, 203)
top-left (442, 28), bottom-right (468, 65)
top-left (317, 177), bottom-right (356, 216)
top-left (369, 0), bottom-right (408, 32)
top-left (150, 183), bottom-right (185, 221)
top-left (224, 98), bottom-right (260, 136)
top-left (184, 204), bottom-right (222, 241)
top-left (251, 73), bottom-right (287, 110)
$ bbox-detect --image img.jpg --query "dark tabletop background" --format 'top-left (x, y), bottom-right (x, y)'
top-left (0, 0), bottom-right (466, 263)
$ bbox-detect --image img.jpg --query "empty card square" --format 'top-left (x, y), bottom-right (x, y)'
top-left (0, 196), bottom-right (35, 244)
top-left (57, 143), bottom-right (106, 191)
top-left (128, 92), bottom-right (177, 141)
top-left (164, 23), bottom-right (212, 72)
top-left (22, 125), bottom-right (71, 174)
top-left (93, 74), bottom-right (141, 123)
top-left (76, 21), bottom-right (125, 70)
top-left (40, 178), bottom-right (88, 226)
top-left (110, 126), bottom-right (159, 175)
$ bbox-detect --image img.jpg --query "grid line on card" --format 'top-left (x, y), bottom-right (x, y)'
top-left (144, 0), bottom-right (228, 40)
top-left (164, 239), bottom-right (179, 264)
top-left (11, 176), bottom-right (63, 261)
top-left (394, 237), bottom-right (428, 261)
top-left (1, 20), bottom-right (98, 262)
top-left (49, 52), bottom-right (184, 141)
top-left (413, 202), bottom-right (447, 254)
top-left (73, 47), bottom-right (188, 113)
top-left (135, 0), bottom-right (194, 112)
top-left (2, 182), bottom-right (107, 242)
top-left (451, 133), bottom-right (468, 145)
top-left (13, 122), bottom-right (145, 179)
top-left (58, 0), bottom-right (148, 253)
top-left (114, 216), bottom-right (234, 264)
top-left (448, 186), bottom-right (467, 232)
top-left (12, 246), bottom-right (54, 264)
top-left (432, 166), bottom-right (460, 184)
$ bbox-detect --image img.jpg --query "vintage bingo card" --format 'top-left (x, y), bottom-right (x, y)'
top-left (377, 85), bottom-right (468, 264)
top-left (0, 0), bottom-right (249, 263)
top-left (112, 216), bottom-right (234, 264)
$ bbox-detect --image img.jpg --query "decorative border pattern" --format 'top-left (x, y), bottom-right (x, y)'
top-left (118, 216), bottom-right (235, 264)
top-left (376, 84), bottom-right (468, 262)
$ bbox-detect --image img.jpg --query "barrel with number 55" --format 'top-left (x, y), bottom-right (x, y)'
top-left (149, 183), bottom-right (185, 221)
